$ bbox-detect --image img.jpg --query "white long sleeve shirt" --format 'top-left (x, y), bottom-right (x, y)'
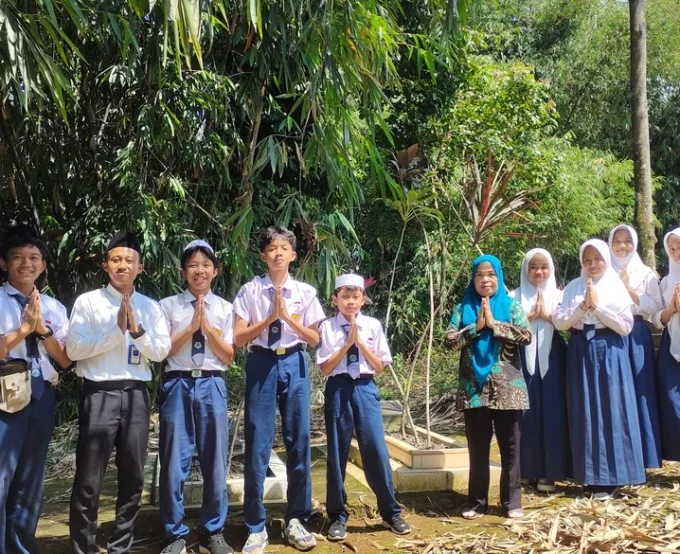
top-left (66, 284), bottom-right (171, 381)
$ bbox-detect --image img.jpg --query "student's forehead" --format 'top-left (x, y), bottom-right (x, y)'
top-left (529, 254), bottom-right (549, 266)
top-left (108, 247), bottom-right (140, 260)
top-left (669, 235), bottom-right (680, 247)
top-left (475, 262), bottom-right (496, 274)
top-left (582, 247), bottom-right (603, 259)
top-left (186, 251), bottom-right (212, 263)
top-left (267, 239), bottom-right (291, 248)
top-left (613, 229), bottom-right (632, 241)
top-left (8, 244), bottom-right (42, 257)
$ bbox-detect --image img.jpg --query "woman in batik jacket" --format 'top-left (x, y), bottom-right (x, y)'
top-left (445, 254), bottom-right (532, 520)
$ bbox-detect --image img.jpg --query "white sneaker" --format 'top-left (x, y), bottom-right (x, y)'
top-left (283, 518), bottom-right (316, 551)
top-left (242, 530), bottom-right (269, 554)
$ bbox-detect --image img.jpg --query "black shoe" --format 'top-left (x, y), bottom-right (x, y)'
top-left (161, 538), bottom-right (187, 554)
top-left (328, 519), bottom-right (347, 541)
top-left (381, 515), bottom-right (411, 535)
top-left (199, 532), bottom-right (234, 554)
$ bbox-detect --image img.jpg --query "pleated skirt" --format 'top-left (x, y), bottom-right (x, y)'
top-left (657, 329), bottom-right (680, 461)
top-left (625, 319), bottom-right (662, 468)
top-left (566, 331), bottom-right (645, 486)
top-left (520, 332), bottom-right (571, 481)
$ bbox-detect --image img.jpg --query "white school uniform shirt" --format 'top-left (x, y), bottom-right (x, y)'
top-left (66, 284), bottom-right (171, 382)
top-left (0, 283), bottom-right (68, 385)
top-left (553, 239), bottom-right (634, 336)
top-left (232, 274), bottom-right (325, 349)
top-left (608, 225), bottom-right (662, 319)
top-left (159, 290), bottom-right (234, 371)
top-left (316, 312), bottom-right (392, 378)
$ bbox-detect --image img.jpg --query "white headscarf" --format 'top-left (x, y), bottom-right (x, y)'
top-left (512, 248), bottom-right (562, 378)
top-left (662, 228), bottom-right (680, 361)
top-left (562, 238), bottom-right (633, 325)
top-left (608, 224), bottom-right (656, 290)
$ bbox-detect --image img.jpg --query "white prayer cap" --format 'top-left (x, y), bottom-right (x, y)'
top-left (334, 273), bottom-right (365, 290)
top-left (183, 239), bottom-right (214, 253)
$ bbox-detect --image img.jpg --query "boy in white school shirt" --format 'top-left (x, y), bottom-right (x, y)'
top-left (66, 232), bottom-right (171, 554)
top-left (316, 274), bottom-right (411, 541)
top-left (0, 224), bottom-right (70, 554)
top-left (233, 226), bottom-right (325, 554)
top-left (158, 240), bottom-right (234, 554)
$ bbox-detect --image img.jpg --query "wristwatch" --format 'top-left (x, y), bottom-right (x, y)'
top-left (36, 326), bottom-right (54, 341)
top-left (129, 325), bottom-right (146, 339)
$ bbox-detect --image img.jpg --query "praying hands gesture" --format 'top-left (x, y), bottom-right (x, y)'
top-left (620, 265), bottom-right (641, 305)
top-left (476, 297), bottom-right (496, 332)
top-left (580, 278), bottom-right (599, 311)
top-left (19, 291), bottom-right (41, 336)
top-left (117, 294), bottom-right (140, 334)
top-left (190, 295), bottom-right (213, 334)
top-left (660, 283), bottom-right (680, 326)
top-left (529, 290), bottom-right (551, 322)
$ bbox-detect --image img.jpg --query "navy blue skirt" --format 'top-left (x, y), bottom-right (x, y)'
top-left (520, 332), bottom-right (571, 481)
top-left (625, 319), bottom-right (662, 468)
top-left (566, 330), bottom-right (645, 486)
top-left (657, 329), bottom-right (680, 461)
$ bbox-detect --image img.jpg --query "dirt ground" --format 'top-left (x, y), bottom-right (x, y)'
top-left (37, 456), bottom-right (680, 554)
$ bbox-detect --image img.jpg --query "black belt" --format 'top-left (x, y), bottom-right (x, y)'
top-left (333, 373), bottom-right (374, 382)
top-left (165, 370), bottom-right (223, 379)
top-left (250, 345), bottom-right (303, 356)
top-left (82, 378), bottom-right (147, 391)
top-left (634, 315), bottom-right (644, 322)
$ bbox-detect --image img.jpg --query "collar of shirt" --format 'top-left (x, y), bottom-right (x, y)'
top-left (182, 289), bottom-right (215, 306)
top-left (105, 283), bottom-right (136, 303)
top-left (3, 282), bottom-right (36, 297)
top-left (262, 273), bottom-right (294, 296)
top-left (336, 311), bottom-right (365, 330)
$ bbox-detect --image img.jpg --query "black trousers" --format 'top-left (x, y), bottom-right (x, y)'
top-left (464, 407), bottom-right (521, 512)
top-left (69, 380), bottom-right (150, 554)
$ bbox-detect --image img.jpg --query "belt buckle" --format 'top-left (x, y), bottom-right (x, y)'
top-left (191, 369), bottom-right (202, 378)
top-left (275, 347), bottom-right (286, 355)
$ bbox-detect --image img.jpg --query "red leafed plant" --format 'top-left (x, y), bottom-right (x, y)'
top-left (463, 148), bottom-right (536, 243)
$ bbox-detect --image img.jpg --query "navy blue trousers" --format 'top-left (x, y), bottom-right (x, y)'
top-left (0, 385), bottom-right (55, 554)
top-left (160, 375), bottom-right (229, 539)
top-left (324, 376), bottom-right (400, 523)
top-left (243, 349), bottom-right (311, 533)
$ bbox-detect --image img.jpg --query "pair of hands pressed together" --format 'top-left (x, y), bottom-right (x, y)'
top-left (666, 282), bottom-right (680, 314)
top-left (189, 294), bottom-right (215, 335)
top-left (475, 296), bottom-right (496, 332)
top-left (528, 289), bottom-right (552, 322)
top-left (579, 278), bottom-right (600, 311)
top-left (117, 294), bottom-right (140, 334)
top-left (342, 314), bottom-right (364, 349)
top-left (19, 290), bottom-right (50, 337)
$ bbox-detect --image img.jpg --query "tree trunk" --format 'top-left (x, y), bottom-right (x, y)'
top-left (629, 0), bottom-right (656, 268)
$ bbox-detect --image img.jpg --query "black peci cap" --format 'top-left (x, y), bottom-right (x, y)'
top-left (106, 232), bottom-right (142, 255)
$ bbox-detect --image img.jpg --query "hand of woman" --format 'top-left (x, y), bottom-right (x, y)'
top-left (476, 299), bottom-right (486, 332)
top-left (588, 280), bottom-right (599, 309)
top-left (620, 265), bottom-right (629, 286)
top-left (483, 297), bottom-right (495, 328)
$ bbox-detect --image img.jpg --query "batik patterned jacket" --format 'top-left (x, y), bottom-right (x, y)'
top-left (447, 299), bottom-right (532, 411)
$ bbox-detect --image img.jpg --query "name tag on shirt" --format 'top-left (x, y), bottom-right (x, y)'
top-left (128, 345), bottom-right (142, 366)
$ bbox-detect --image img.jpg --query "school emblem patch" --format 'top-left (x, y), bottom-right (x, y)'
top-left (194, 341), bottom-right (203, 349)
top-left (31, 369), bottom-right (41, 378)
top-left (272, 326), bottom-right (279, 333)
top-left (349, 354), bottom-right (358, 363)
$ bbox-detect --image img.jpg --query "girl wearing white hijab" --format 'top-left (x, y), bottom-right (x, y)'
top-left (510, 249), bottom-right (570, 493)
top-left (608, 225), bottom-right (662, 469)
top-left (553, 239), bottom-right (644, 500)
top-left (652, 228), bottom-right (680, 461)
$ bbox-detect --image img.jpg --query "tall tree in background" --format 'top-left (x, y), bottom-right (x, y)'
top-left (629, 0), bottom-right (656, 267)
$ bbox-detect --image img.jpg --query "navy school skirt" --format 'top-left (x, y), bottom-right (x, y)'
top-left (520, 332), bottom-right (571, 481)
top-left (566, 329), bottom-right (645, 486)
top-left (657, 329), bottom-right (680, 461)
